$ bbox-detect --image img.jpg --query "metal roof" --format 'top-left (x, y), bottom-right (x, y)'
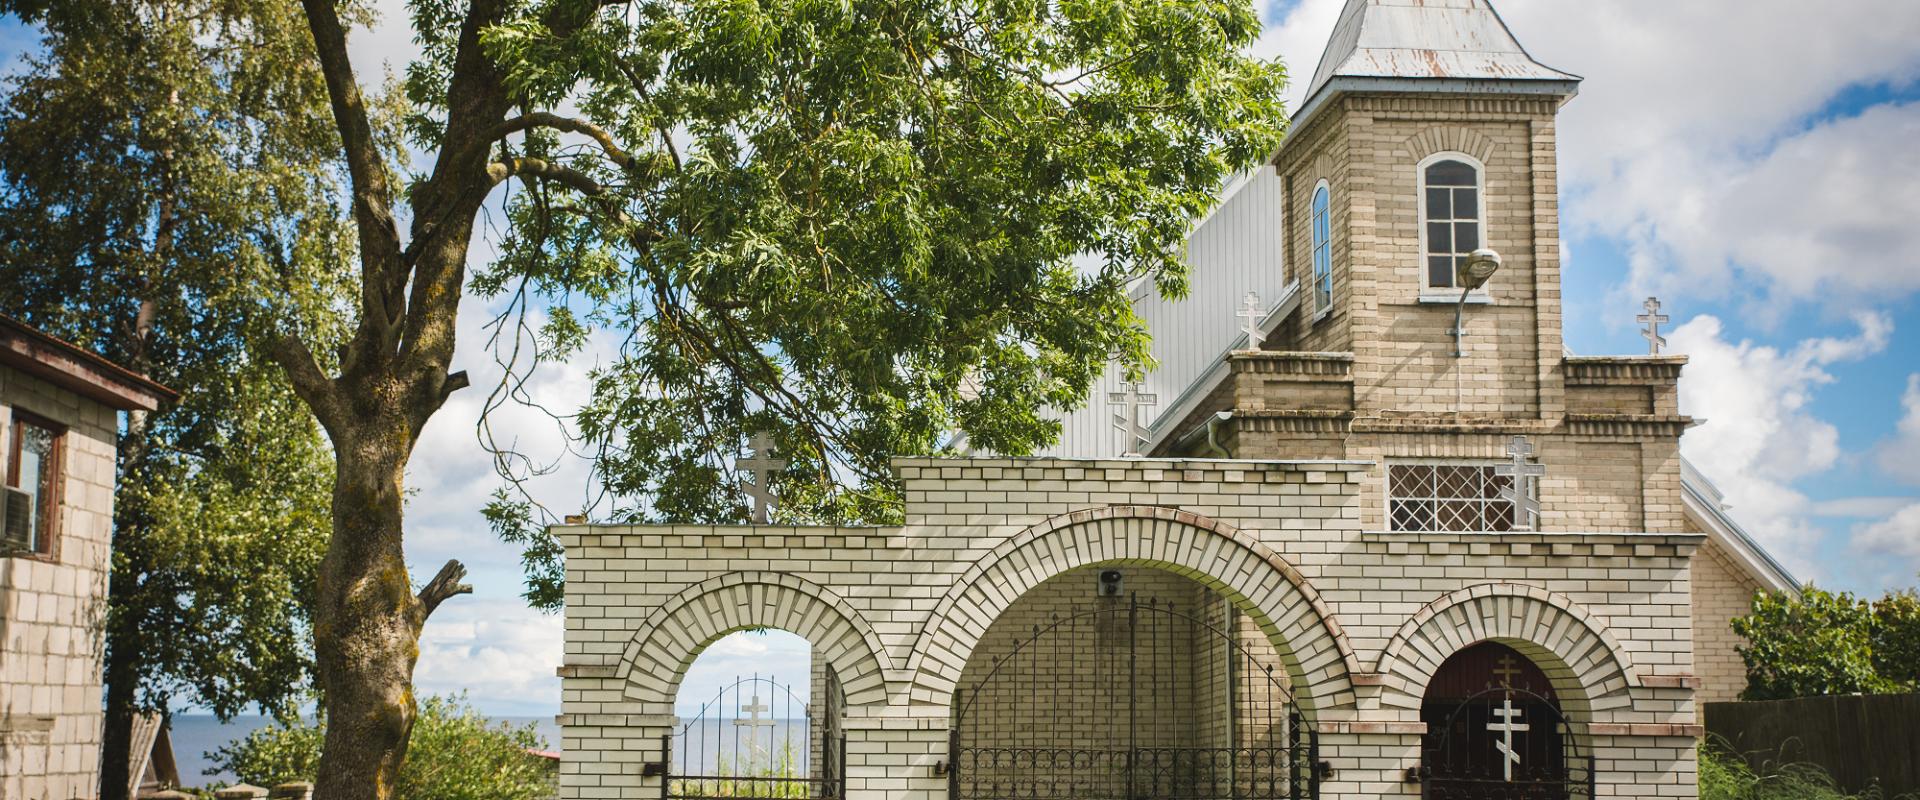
top-left (1304, 0), bottom-right (1580, 107)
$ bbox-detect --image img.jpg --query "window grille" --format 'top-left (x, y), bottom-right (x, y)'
top-left (1421, 157), bottom-right (1481, 290)
top-left (1387, 463), bottom-right (1523, 533)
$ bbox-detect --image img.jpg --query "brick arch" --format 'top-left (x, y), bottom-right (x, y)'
top-left (617, 571), bottom-right (893, 707)
top-left (906, 506), bottom-right (1359, 713)
top-left (1375, 583), bottom-right (1640, 716)
top-left (1398, 126), bottom-right (1498, 166)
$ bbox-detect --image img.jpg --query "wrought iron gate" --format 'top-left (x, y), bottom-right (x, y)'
top-left (1419, 686), bottom-right (1594, 800)
top-left (660, 673), bottom-right (846, 799)
top-left (950, 594), bottom-right (1322, 800)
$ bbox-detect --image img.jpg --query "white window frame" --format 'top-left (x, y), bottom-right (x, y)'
top-left (1310, 179), bottom-right (1333, 320)
top-left (1416, 152), bottom-right (1490, 302)
top-left (1384, 459), bottom-right (1529, 533)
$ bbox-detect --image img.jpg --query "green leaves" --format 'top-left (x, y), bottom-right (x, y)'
top-left (1732, 584), bottom-right (1920, 700)
top-left (468, 0), bottom-right (1286, 580)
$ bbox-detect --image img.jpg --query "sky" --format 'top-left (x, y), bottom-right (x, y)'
top-left (5, 0), bottom-right (1920, 718)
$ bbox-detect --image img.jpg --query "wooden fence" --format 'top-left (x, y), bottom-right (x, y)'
top-left (1705, 693), bottom-right (1920, 797)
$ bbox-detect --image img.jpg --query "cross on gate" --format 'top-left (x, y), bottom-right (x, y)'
top-left (1488, 696), bottom-right (1530, 782)
top-left (1109, 382), bottom-right (1158, 457)
top-left (1495, 435), bottom-right (1545, 531)
top-left (1493, 654), bottom-right (1523, 689)
top-left (737, 431), bottom-right (787, 523)
top-left (1240, 292), bottom-right (1266, 350)
top-left (1638, 296), bottom-right (1670, 355)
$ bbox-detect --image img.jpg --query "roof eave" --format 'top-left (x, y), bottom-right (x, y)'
top-left (1284, 76), bottom-right (1581, 149)
top-left (0, 315), bottom-right (178, 412)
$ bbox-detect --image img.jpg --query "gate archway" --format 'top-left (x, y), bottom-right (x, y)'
top-left (1418, 642), bottom-right (1594, 799)
top-left (949, 577), bottom-right (1322, 800)
top-left (664, 671), bottom-right (847, 799)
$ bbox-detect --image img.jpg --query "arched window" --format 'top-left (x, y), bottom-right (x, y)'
top-left (1310, 180), bottom-right (1332, 313)
top-left (1419, 155), bottom-right (1483, 291)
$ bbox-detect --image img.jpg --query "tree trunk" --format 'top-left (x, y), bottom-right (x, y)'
top-left (310, 416), bottom-right (425, 800)
top-left (98, 613), bottom-right (142, 800)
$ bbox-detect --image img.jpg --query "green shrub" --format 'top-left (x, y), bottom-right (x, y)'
top-left (209, 694), bottom-right (555, 800)
top-left (1699, 741), bottom-right (1916, 800)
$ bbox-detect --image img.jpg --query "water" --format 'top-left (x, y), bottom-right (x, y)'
top-left (667, 719), bottom-right (814, 776)
top-left (169, 715), bottom-right (562, 789)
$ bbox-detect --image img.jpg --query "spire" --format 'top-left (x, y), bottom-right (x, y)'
top-left (1303, 0), bottom-right (1579, 114)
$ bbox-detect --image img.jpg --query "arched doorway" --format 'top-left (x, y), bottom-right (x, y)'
top-left (1418, 642), bottom-right (1592, 799)
top-left (948, 566), bottom-right (1320, 800)
top-left (662, 632), bottom-right (847, 799)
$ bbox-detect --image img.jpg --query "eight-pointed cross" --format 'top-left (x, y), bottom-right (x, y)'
top-left (1109, 382), bottom-right (1159, 457)
top-left (1488, 696), bottom-right (1530, 782)
top-left (1240, 291), bottom-right (1266, 350)
top-left (1493, 654), bottom-right (1523, 689)
top-left (738, 431), bottom-right (787, 523)
top-left (1495, 435), bottom-right (1545, 531)
top-left (1638, 296), bottom-right (1670, 356)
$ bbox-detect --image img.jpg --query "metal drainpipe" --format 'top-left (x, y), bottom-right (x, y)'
top-left (1204, 412), bottom-right (1232, 458)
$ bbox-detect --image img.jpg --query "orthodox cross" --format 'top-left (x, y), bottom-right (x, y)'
top-left (1495, 435), bottom-right (1545, 531)
top-left (734, 694), bottom-right (774, 729)
top-left (1493, 654), bottom-right (1523, 689)
top-left (1109, 382), bottom-right (1159, 457)
top-left (1488, 696), bottom-right (1529, 782)
top-left (1638, 296), bottom-right (1669, 355)
top-left (1239, 292), bottom-right (1266, 350)
top-left (737, 431), bottom-right (787, 523)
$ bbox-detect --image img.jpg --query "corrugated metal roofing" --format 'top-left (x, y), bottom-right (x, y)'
top-left (1306, 0), bottom-right (1579, 103)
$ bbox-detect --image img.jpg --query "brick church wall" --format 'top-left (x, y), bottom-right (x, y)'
top-left (1689, 536), bottom-right (1763, 705)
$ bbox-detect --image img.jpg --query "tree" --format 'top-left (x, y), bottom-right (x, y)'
top-left (0, 2), bottom-right (362, 797)
top-left (210, 694), bottom-right (557, 800)
top-left (242, 0), bottom-right (1286, 795)
top-left (1732, 584), bottom-right (1920, 701)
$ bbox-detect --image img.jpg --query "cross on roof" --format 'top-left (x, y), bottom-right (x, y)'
top-left (1488, 696), bottom-right (1530, 782)
top-left (1638, 296), bottom-right (1670, 356)
top-left (737, 431), bottom-right (787, 523)
top-left (1494, 435), bottom-right (1545, 531)
top-left (1108, 382), bottom-right (1158, 457)
top-left (1239, 292), bottom-right (1266, 350)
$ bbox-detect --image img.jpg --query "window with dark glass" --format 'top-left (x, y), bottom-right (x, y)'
top-left (1387, 463), bottom-right (1520, 533)
top-left (4, 414), bottom-right (62, 556)
top-left (1311, 182), bottom-right (1332, 312)
top-left (1422, 158), bottom-right (1481, 290)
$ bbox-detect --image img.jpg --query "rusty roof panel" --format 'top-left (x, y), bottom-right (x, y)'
top-left (1305, 0), bottom-right (1579, 104)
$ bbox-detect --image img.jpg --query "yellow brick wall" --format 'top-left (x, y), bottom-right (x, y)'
top-left (1689, 535), bottom-right (1763, 705)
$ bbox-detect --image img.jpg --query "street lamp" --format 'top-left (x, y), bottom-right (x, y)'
top-left (1451, 248), bottom-right (1502, 358)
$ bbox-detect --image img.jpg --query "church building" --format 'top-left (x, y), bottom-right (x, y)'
top-left (557, 2), bottom-right (1798, 799)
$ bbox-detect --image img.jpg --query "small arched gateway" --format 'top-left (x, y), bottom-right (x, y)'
top-left (1418, 642), bottom-right (1593, 799)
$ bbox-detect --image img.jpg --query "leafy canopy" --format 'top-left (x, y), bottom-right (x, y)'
top-left (1733, 584), bottom-right (1920, 701)
top-left (0, 0), bottom-right (361, 719)
top-left (462, 0), bottom-right (1288, 608)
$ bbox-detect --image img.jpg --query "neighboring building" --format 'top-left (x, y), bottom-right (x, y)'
top-left (0, 315), bottom-right (174, 800)
top-left (557, 2), bottom-right (1793, 799)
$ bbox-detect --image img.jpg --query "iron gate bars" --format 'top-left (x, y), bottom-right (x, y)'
top-left (661, 673), bottom-right (847, 800)
top-left (1418, 686), bottom-right (1595, 800)
top-left (949, 593), bottom-right (1322, 800)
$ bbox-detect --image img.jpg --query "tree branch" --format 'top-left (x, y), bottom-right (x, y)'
top-left (416, 559), bottom-right (473, 618)
top-left (487, 157), bottom-right (607, 194)
top-left (267, 334), bottom-right (343, 433)
top-left (493, 112), bottom-right (636, 169)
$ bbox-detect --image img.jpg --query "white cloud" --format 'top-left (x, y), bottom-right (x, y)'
top-left (414, 598), bottom-right (566, 716)
top-left (1878, 374), bottom-right (1920, 486)
top-left (1852, 503), bottom-right (1920, 585)
top-left (1671, 311), bottom-right (1892, 576)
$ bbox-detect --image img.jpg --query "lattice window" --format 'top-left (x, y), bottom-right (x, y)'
top-left (1387, 463), bottom-right (1523, 533)
top-left (1420, 155), bottom-right (1482, 290)
top-left (1311, 180), bottom-right (1333, 313)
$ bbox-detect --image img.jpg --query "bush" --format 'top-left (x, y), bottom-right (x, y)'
top-left (209, 694), bottom-right (556, 800)
top-left (1699, 742), bottom-right (1917, 800)
top-left (1732, 586), bottom-right (1920, 700)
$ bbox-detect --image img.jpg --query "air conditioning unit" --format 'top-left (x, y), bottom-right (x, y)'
top-left (1, 485), bottom-right (31, 552)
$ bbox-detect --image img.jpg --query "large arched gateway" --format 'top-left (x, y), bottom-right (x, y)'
top-left (557, 457), bottom-right (1706, 800)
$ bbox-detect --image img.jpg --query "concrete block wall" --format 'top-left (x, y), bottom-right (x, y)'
top-left (0, 364), bottom-right (121, 800)
top-left (559, 456), bottom-right (1704, 800)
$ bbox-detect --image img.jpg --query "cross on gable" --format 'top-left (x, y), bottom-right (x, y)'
top-left (1494, 435), bottom-right (1545, 531)
top-left (1108, 382), bottom-right (1158, 457)
top-left (1239, 292), bottom-right (1265, 350)
top-left (737, 431), bottom-right (787, 523)
top-left (1638, 296), bottom-right (1670, 355)
top-left (1488, 696), bottom-right (1530, 782)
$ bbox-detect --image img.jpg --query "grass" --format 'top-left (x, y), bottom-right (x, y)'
top-left (1700, 742), bottom-right (1917, 800)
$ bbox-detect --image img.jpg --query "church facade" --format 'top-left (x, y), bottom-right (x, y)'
top-left (558, 2), bottom-right (1797, 798)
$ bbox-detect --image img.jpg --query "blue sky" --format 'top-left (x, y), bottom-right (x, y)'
top-left (4, 0), bottom-right (1918, 717)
